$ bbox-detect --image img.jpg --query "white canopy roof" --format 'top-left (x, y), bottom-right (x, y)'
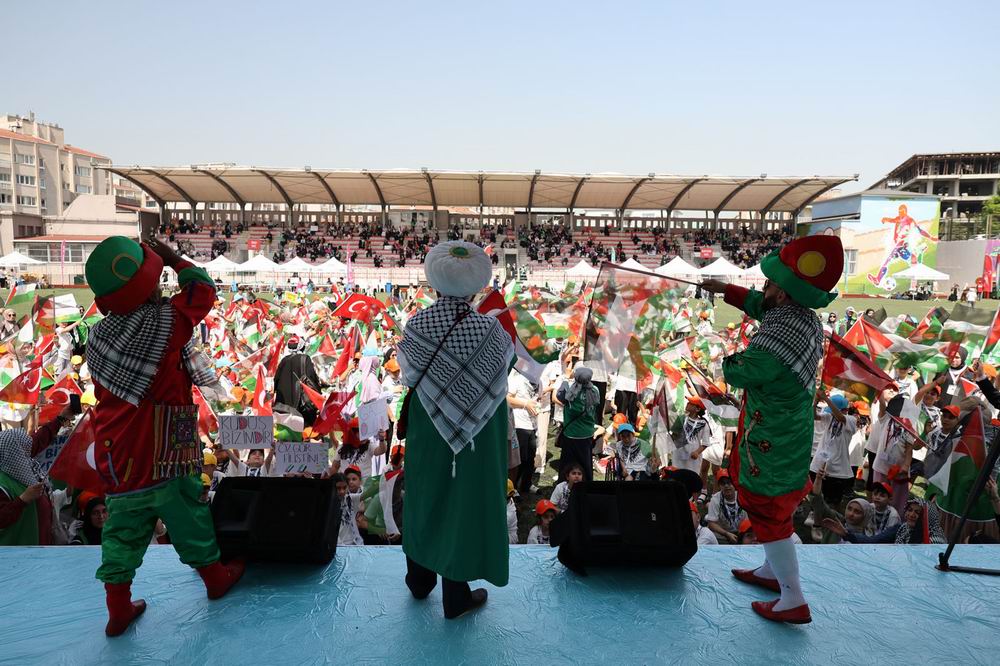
top-left (565, 259), bottom-right (600, 278)
top-left (655, 256), bottom-right (698, 277)
top-left (239, 254), bottom-right (281, 272)
top-left (617, 257), bottom-right (647, 271)
top-left (894, 263), bottom-right (950, 282)
top-left (744, 263), bottom-right (765, 277)
top-left (202, 255), bottom-right (241, 271)
top-left (0, 251), bottom-right (43, 267)
top-left (316, 257), bottom-right (348, 273)
top-left (276, 257), bottom-right (321, 273)
top-left (180, 255), bottom-right (203, 267)
top-left (698, 257), bottom-right (745, 277)
top-left (106, 167), bottom-right (855, 214)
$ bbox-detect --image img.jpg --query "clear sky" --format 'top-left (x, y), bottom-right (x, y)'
top-left (9, 1), bottom-right (1000, 191)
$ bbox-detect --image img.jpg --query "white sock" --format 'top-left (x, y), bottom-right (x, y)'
top-left (762, 538), bottom-right (806, 611)
top-left (753, 559), bottom-right (775, 580)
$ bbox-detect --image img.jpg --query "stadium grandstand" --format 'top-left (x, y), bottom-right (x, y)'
top-left (104, 167), bottom-right (856, 284)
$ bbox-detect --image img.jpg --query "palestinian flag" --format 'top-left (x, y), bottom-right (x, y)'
top-left (511, 305), bottom-right (560, 364)
top-left (53, 293), bottom-right (78, 324)
top-left (821, 334), bottom-right (896, 403)
top-left (477, 289), bottom-right (545, 384)
top-left (32, 295), bottom-right (55, 336)
top-left (683, 362), bottom-right (740, 428)
top-left (274, 411), bottom-right (304, 441)
top-left (884, 334), bottom-right (949, 378)
top-left (361, 469), bottom-right (403, 536)
top-left (842, 318), bottom-right (893, 366)
top-left (926, 407), bottom-right (994, 521)
top-left (413, 288), bottom-right (435, 309)
top-left (909, 306), bottom-right (949, 343)
top-left (940, 304), bottom-right (993, 357)
top-left (4, 283), bottom-right (36, 307)
top-left (979, 306), bottom-right (1000, 364)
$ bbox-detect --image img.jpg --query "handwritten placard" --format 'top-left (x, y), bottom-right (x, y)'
top-left (273, 440), bottom-right (327, 474)
top-left (357, 398), bottom-right (389, 441)
top-left (217, 415), bottom-right (274, 449)
top-left (34, 433), bottom-right (69, 476)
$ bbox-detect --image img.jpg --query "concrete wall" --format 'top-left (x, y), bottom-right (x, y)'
top-left (937, 239), bottom-right (986, 290)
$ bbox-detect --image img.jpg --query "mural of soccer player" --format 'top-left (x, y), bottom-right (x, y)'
top-left (867, 204), bottom-right (938, 289)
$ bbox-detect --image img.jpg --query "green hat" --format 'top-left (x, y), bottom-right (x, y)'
top-left (86, 236), bottom-right (163, 314)
top-left (760, 235), bottom-right (844, 309)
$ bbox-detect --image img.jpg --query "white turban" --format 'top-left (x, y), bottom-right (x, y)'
top-left (424, 241), bottom-right (492, 297)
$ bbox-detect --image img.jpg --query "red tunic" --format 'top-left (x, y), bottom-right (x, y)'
top-left (94, 263), bottom-right (216, 496)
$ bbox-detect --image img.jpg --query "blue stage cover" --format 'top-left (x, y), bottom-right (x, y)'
top-left (2, 545), bottom-right (998, 664)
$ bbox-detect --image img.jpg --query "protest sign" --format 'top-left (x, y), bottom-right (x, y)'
top-left (357, 398), bottom-right (389, 440)
top-left (273, 440), bottom-right (328, 474)
top-left (218, 415), bottom-right (274, 449)
top-left (34, 433), bottom-right (69, 476)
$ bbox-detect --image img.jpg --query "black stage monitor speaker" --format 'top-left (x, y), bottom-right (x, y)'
top-left (211, 476), bottom-right (341, 564)
top-left (549, 480), bottom-right (696, 575)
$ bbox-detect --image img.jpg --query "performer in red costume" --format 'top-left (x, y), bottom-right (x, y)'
top-left (85, 236), bottom-right (244, 637)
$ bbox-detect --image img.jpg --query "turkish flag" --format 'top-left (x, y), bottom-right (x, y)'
top-left (49, 409), bottom-right (106, 493)
top-left (251, 364), bottom-right (272, 416)
top-left (192, 385), bottom-right (219, 437)
top-left (265, 334), bottom-right (286, 377)
top-left (332, 327), bottom-right (357, 378)
top-left (0, 366), bottom-right (46, 405)
top-left (317, 333), bottom-right (337, 357)
top-left (300, 381), bottom-right (325, 409)
top-left (331, 293), bottom-right (382, 322)
top-left (40, 375), bottom-right (82, 422)
top-left (312, 390), bottom-right (354, 436)
top-left (477, 289), bottom-right (518, 344)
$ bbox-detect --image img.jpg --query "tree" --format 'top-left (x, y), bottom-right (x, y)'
top-left (983, 194), bottom-right (1000, 220)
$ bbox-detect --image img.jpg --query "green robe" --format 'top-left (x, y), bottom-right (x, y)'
top-left (402, 392), bottom-right (509, 587)
top-left (0, 471), bottom-right (38, 546)
top-left (723, 289), bottom-right (817, 496)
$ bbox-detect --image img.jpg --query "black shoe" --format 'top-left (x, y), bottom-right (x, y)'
top-left (444, 588), bottom-right (488, 620)
top-left (405, 575), bottom-right (435, 600)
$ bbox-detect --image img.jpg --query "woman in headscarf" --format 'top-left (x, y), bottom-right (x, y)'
top-left (824, 497), bottom-right (946, 544)
top-left (557, 366), bottom-right (600, 482)
top-left (398, 241), bottom-right (513, 620)
top-left (70, 492), bottom-right (108, 545)
top-left (0, 308), bottom-right (19, 340)
top-left (0, 408), bottom-right (73, 545)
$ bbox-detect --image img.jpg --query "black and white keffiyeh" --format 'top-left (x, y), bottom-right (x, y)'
top-left (0, 429), bottom-right (43, 487)
top-left (88, 301), bottom-right (217, 406)
top-left (397, 295), bottom-right (514, 455)
top-left (748, 302), bottom-right (823, 390)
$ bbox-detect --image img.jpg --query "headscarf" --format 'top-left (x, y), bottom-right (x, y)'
top-left (0, 429), bottom-right (43, 487)
top-left (846, 498), bottom-right (875, 536)
top-left (566, 366), bottom-right (599, 410)
top-left (397, 296), bottom-right (514, 456)
top-left (80, 495), bottom-right (105, 546)
top-left (359, 355), bottom-right (383, 403)
top-left (895, 498), bottom-right (944, 544)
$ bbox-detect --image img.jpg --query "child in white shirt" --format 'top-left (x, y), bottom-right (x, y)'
top-left (526, 500), bottom-right (557, 545)
top-left (550, 463), bottom-right (584, 512)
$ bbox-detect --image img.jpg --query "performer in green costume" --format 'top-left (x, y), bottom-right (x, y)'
top-left (702, 234), bottom-right (844, 625)
top-left (398, 241), bottom-right (514, 619)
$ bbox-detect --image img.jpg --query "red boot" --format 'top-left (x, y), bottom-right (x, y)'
top-left (197, 559), bottom-right (245, 600)
top-left (104, 582), bottom-right (147, 637)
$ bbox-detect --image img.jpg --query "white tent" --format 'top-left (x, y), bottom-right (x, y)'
top-left (0, 251), bottom-right (43, 267)
top-left (180, 255), bottom-right (203, 267)
top-left (744, 263), bottom-right (765, 277)
top-left (276, 257), bottom-right (320, 273)
top-left (617, 257), bottom-right (647, 271)
top-left (316, 257), bottom-right (348, 274)
top-left (239, 254), bottom-right (280, 273)
top-left (655, 256), bottom-right (698, 277)
top-left (202, 255), bottom-right (241, 272)
top-left (894, 263), bottom-right (950, 282)
top-left (697, 257), bottom-right (745, 277)
top-left (565, 259), bottom-right (599, 278)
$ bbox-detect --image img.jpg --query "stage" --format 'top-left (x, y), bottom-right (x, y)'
top-left (2, 545), bottom-right (998, 665)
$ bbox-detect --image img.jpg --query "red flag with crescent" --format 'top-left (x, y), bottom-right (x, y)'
top-left (39, 374), bottom-right (83, 422)
top-left (0, 366), bottom-right (47, 405)
top-left (251, 364), bottom-right (272, 416)
top-left (331, 293), bottom-right (383, 322)
top-left (49, 408), bottom-right (105, 493)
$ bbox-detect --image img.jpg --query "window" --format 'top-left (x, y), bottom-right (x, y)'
top-left (23, 243), bottom-right (50, 262)
top-left (0, 173), bottom-right (9, 183)
top-left (75, 184), bottom-right (92, 194)
top-left (14, 154), bottom-right (35, 166)
top-left (16, 195), bottom-right (36, 206)
top-left (16, 174), bottom-right (35, 186)
top-left (0, 193), bottom-right (10, 204)
top-left (65, 244), bottom-right (84, 262)
top-left (74, 165), bottom-right (91, 178)
top-left (844, 249), bottom-right (858, 276)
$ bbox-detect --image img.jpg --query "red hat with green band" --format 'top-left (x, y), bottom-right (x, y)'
top-left (760, 235), bottom-right (844, 309)
top-left (85, 236), bottom-right (163, 315)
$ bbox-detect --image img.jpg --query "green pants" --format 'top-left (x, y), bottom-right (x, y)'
top-left (97, 475), bottom-right (220, 584)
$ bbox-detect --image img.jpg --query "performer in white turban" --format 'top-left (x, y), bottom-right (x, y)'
top-left (397, 241), bottom-right (514, 619)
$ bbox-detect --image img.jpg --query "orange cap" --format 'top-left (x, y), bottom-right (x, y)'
top-left (535, 499), bottom-right (558, 516)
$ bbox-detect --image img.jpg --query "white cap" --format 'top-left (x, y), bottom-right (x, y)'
top-left (423, 241), bottom-right (492, 297)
